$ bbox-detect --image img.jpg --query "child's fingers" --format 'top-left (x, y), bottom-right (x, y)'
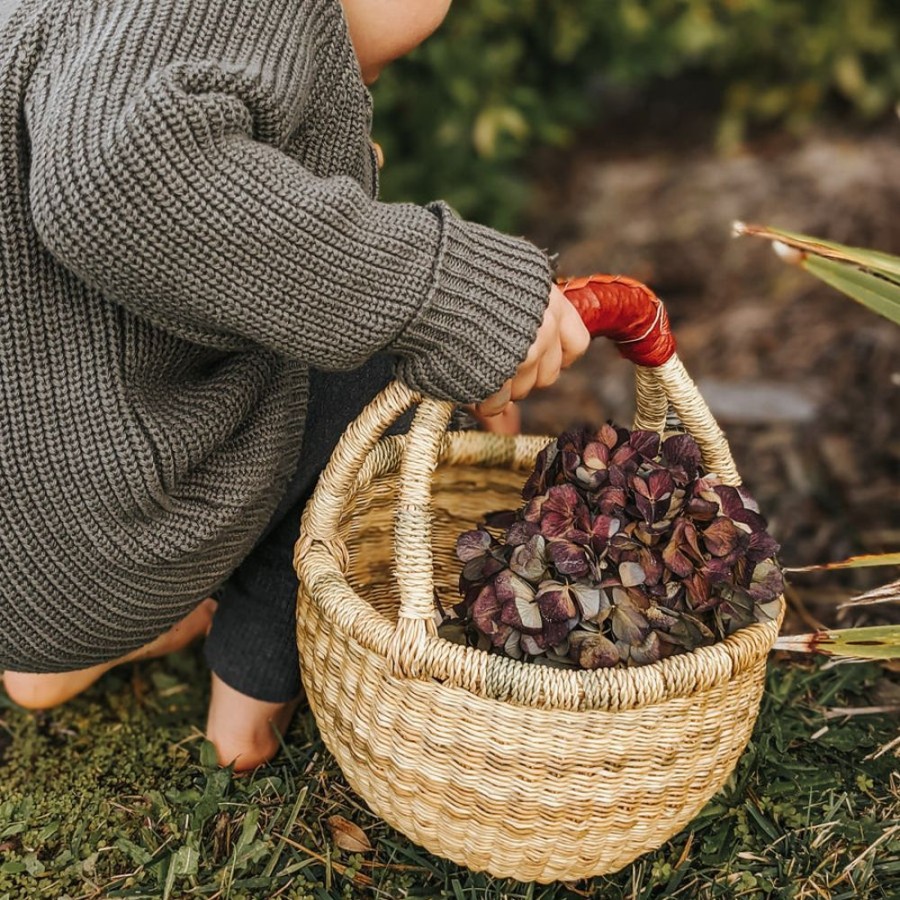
top-left (474, 402), bottom-right (521, 435)
top-left (521, 304), bottom-right (559, 370)
top-left (559, 297), bottom-right (591, 367)
top-left (475, 379), bottom-right (512, 417)
top-left (534, 340), bottom-right (564, 389)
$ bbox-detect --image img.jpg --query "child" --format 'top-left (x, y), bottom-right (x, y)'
top-left (0, 0), bottom-right (589, 769)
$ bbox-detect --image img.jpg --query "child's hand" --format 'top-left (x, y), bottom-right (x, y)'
top-left (475, 284), bottom-right (590, 418)
top-left (469, 401), bottom-right (522, 435)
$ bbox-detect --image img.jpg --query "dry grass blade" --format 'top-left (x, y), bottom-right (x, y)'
top-left (733, 222), bottom-right (900, 279)
top-left (784, 552), bottom-right (900, 573)
top-left (270, 832), bottom-right (375, 886)
top-left (838, 578), bottom-right (900, 610)
top-left (775, 625), bottom-right (900, 659)
top-left (821, 704), bottom-right (900, 719)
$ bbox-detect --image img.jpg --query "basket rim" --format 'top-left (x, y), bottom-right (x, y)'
top-left (297, 431), bottom-right (783, 714)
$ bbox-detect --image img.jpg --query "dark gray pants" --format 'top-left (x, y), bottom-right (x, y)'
top-left (204, 355), bottom-right (403, 701)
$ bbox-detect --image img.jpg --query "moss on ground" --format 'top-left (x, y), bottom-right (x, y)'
top-left (1, 652), bottom-right (899, 899)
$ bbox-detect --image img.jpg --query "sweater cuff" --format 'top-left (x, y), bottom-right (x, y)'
top-left (391, 201), bottom-right (552, 403)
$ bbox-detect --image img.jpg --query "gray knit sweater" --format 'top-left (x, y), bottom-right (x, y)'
top-left (0, 0), bottom-right (551, 672)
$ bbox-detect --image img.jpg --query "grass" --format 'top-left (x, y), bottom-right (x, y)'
top-left (1, 652), bottom-right (899, 899)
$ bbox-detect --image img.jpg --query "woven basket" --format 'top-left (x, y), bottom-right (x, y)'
top-left (294, 354), bottom-right (783, 884)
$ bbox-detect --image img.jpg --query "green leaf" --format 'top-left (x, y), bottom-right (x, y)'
top-left (802, 255), bottom-right (900, 326)
top-left (198, 739), bottom-right (218, 770)
top-left (190, 767), bottom-right (231, 830)
top-left (171, 843), bottom-right (198, 877)
top-left (0, 861), bottom-right (26, 875)
top-left (785, 552), bottom-right (900, 573)
top-left (776, 625), bottom-right (900, 659)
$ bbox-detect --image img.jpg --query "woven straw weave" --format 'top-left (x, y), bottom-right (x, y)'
top-left (295, 356), bottom-right (782, 883)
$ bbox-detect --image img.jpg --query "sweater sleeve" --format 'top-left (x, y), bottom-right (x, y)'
top-left (28, 54), bottom-right (551, 403)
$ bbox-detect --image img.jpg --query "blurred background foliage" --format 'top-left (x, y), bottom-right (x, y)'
top-left (371, 0), bottom-right (900, 232)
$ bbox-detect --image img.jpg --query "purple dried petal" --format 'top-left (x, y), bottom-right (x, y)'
top-left (522, 442), bottom-right (558, 500)
top-left (645, 605), bottom-right (678, 630)
top-left (560, 449), bottom-right (582, 482)
top-left (500, 596), bottom-right (543, 634)
top-left (684, 572), bottom-right (713, 610)
top-left (589, 514), bottom-right (620, 550)
top-left (703, 517), bottom-right (749, 558)
top-left (713, 485), bottom-right (745, 519)
top-left (610, 588), bottom-right (650, 643)
top-left (502, 629), bottom-right (522, 656)
top-left (637, 548), bottom-right (665, 586)
top-left (747, 530), bottom-right (780, 563)
top-left (519, 634), bottom-right (545, 656)
top-left (595, 485), bottom-right (627, 516)
top-left (611, 443), bottom-right (639, 471)
top-left (730, 507), bottom-right (768, 532)
top-left (543, 620), bottom-right (573, 646)
top-left (461, 553), bottom-right (505, 586)
top-left (663, 540), bottom-right (695, 578)
top-left (648, 469), bottom-right (675, 500)
top-left (571, 582), bottom-right (608, 621)
top-left (629, 430), bottom-right (661, 460)
top-left (547, 539), bottom-right (591, 578)
top-left (509, 535), bottom-right (547, 581)
top-left (701, 557), bottom-right (734, 584)
top-left (737, 486), bottom-right (761, 513)
top-left (559, 428), bottom-right (589, 454)
top-left (662, 519), bottom-right (702, 576)
top-left (507, 520), bottom-right (540, 547)
top-left (471, 584), bottom-right (503, 635)
top-left (662, 433), bottom-right (702, 482)
top-left (540, 484), bottom-right (591, 538)
top-left (583, 441), bottom-right (610, 470)
top-left (569, 631), bottom-right (619, 669)
top-left (597, 423), bottom-right (619, 449)
top-left (685, 495), bottom-right (719, 521)
top-left (494, 570), bottom-right (536, 604)
top-left (631, 470), bottom-right (674, 524)
top-left (619, 561), bottom-right (646, 587)
top-left (628, 631), bottom-right (663, 665)
top-left (574, 466), bottom-right (607, 490)
top-left (536, 584), bottom-right (578, 623)
top-left (523, 495), bottom-right (546, 524)
top-left (456, 530), bottom-right (492, 562)
top-left (633, 493), bottom-right (655, 524)
top-left (748, 560), bottom-right (784, 602)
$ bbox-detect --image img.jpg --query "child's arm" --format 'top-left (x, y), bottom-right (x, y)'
top-left (27, 4), bottom-right (552, 406)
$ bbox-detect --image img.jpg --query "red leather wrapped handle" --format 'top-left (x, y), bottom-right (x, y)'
top-left (558, 274), bottom-right (676, 368)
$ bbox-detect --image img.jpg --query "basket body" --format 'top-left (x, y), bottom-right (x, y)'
top-left (296, 432), bottom-right (781, 883)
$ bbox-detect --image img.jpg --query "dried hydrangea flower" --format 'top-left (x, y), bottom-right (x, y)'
top-left (444, 425), bottom-right (784, 669)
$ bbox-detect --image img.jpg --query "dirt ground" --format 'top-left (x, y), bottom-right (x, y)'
top-left (519, 116), bottom-right (900, 633)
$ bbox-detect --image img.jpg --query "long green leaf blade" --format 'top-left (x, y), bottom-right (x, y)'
top-left (775, 625), bottom-right (900, 660)
top-left (785, 552), bottom-right (900, 573)
top-left (802, 255), bottom-right (900, 326)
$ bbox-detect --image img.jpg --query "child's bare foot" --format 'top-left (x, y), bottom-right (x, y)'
top-left (205, 673), bottom-right (301, 771)
top-left (2, 598), bottom-right (217, 710)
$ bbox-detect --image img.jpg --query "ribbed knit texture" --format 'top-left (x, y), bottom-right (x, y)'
top-left (0, 0), bottom-right (551, 673)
